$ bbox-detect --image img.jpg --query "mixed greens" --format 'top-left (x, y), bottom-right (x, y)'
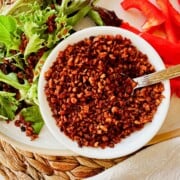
top-left (0, 0), bottom-right (103, 137)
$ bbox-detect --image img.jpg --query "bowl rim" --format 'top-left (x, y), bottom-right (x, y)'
top-left (38, 26), bottom-right (170, 159)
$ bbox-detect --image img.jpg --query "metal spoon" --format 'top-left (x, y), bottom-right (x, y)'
top-left (133, 64), bottom-right (180, 90)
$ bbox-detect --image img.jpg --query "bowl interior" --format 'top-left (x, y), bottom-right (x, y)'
top-left (38, 26), bottom-right (170, 159)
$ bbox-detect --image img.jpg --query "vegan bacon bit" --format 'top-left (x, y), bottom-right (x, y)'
top-left (15, 115), bottom-right (38, 140)
top-left (46, 15), bottom-right (57, 33)
top-left (44, 34), bottom-right (164, 148)
top-left (19, 33), bottom-right (28, 53)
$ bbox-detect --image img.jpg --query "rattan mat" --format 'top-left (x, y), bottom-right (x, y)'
top-left (0, 129), bottom-right (179, 180)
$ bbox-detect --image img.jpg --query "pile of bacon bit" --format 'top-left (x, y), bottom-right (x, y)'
top-left (44, 34), bottom-right (164, 148)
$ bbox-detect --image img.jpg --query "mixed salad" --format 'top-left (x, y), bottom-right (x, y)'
top-left (0, 0), bottom-right (104, 138)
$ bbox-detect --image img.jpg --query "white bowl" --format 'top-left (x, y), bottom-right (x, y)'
top-left (38, 26), bottom-right (170, 159)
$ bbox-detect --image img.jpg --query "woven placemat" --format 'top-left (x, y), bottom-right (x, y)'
top-left (0, 129), bottom-right (179, 180)
top-left (0, 140), bottom-right (123, 180)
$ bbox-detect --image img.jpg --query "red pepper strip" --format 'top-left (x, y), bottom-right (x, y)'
top-left (164, 20), bottom-right (178, 43)
top-left (170, 78), bottom-right (180, 97)
top-left (168, 0), bottom-right (180, 27)
top-left (120, 22), bottom-right (140, 34)
top-left (121, 0), bottom-right (166, 30)
top-left (156, 0), bottom-right (178, 43)
top-left (166, 64), bottom-right (180, 97)
top-left (156, 0), bottom-right (169, 15)
top-left (146, 24), bottom-right (167, 39)
top-left (140, 32), bottom-right (180, 65)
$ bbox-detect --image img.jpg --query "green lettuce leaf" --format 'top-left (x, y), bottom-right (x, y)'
top-left (0, 15), bottom-right (16, 32)
top-left (0, 71), bottom-right (30, 101)
top-left (0, 43), bottom-right (6, 59)
top-left (23, 21), bottom-right (38, 38)
top-left (0, 15), bottom-right (17, 48)
top-left (0, 91), bottom-right (19, 120)
top-left (33, 50), bottom-right (50, 81)
top-left (24, 33), bottom-right (44, 58)
top-left (26, 79), bottom-right (38, 105)
top-left (0, 15), bottom-right (20, 50)
top-left (32, 121), bottom-right (44, 134)
top-left (20, 105), bottom-right (44, 134)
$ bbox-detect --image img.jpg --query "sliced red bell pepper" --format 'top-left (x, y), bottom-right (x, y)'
top-left (156, 0), bottom-right (169, 15)
top-left (140, 32), bottom-right (180, 65)
top-left (121, 0), bottom-right (166, 30)
top-left (166, 64), bottom-right (180, 97)
top-left (170, 78), bottom-right (180, 97)
top-left (146, 25), bottom-right (167, 39)
top-left (120, 22), bottom-right (140, 34)
top-left (164, 20), bottom-right (178, 42)
top-left (156, 0), bottom-right (178, 43)
top-left (168, 0), bottom-right (180, 27)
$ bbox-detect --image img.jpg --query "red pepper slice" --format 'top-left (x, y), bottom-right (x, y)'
top-left (170, 78), bottom-right (180, 97)
top-left (140, 32), bottom-right (180, 65)
top-left (120, 22), bottom-right (140, 34)
top-left (168, 0), bottom-right (180, 27)
top-left (156, 0), bottom-right (169, 15)
top-left (121, 0), bottom-right (166, 30)
top-left (166, 64), bottom-right (180, 97)
top-left (163, 20), bottom-right (178, 42)
top-left (146, 25), bottom-right (167, 39)
top-left (156, 0), bottom-right (178, 43)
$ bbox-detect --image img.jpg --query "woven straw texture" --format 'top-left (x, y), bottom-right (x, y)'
top-left (0, 139), bottom-right (125, 179)
top-left (0, 129), bottom-right (179, 180)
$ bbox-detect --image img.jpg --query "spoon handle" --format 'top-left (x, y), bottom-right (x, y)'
top-left (134, 64), bottom-right (180, 88)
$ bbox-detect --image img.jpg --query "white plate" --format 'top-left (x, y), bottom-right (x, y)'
top-left (0, 0), bottom-right (179, 155)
